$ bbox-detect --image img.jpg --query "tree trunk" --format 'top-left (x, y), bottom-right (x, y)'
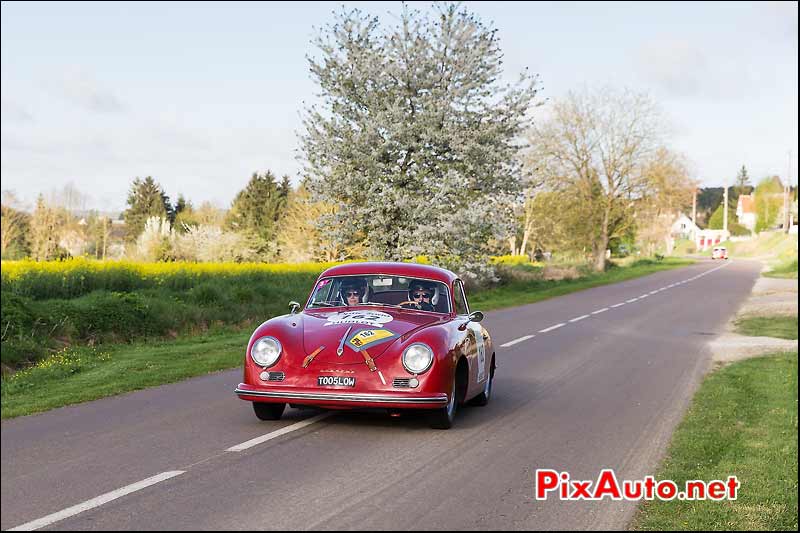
top-left (519, 229), bottom-right (530, 258)
top-left (593, 207), bottom-right (610, 272)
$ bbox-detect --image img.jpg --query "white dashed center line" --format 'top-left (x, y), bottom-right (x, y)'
top-left (569, 315), bottom-right (590, 323)
top-left (500, 335), bottom-right (535, 347)
top-left (227, 412), bottom-right (333, 452)
top-left (591, 307), bottom-right (609, 315)
top-left (539, 323), bottom-right (566, 333)
top-left (626, 298), bottom-right (639, 303)
top-left (611, 303), bottom-right (626, 308)
top-left (8, 471), bottom-right (186, 531)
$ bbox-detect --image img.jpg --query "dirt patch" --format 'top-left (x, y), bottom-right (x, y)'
top-left (710, 276), bottom-right (798, 365)
top-left (736, 277), bottom-right (798, 317)
top-left (709, 335), bottom-right (797, 364)
top-left (541, 265), bottom-right (580, 281)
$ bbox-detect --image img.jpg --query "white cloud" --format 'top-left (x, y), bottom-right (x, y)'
top-left (0, 99), bottom-right (34, 124)
top-left (58, 71), bottom-right (125, 113)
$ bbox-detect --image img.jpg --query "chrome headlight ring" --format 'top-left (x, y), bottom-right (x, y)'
top-left (402, 342), bottom-right (434, 374)
top-left (251, 336), bottom-right (282, 368)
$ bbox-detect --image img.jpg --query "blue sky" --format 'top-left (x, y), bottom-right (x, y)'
top-left (1, 1), bottom-right (797, 211)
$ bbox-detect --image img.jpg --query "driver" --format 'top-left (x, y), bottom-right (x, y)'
top-left (339, 278), bottom-right (367, 306)
top-left (400, 281), bottom-right (436, 311)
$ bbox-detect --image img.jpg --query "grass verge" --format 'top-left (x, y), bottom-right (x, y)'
top-left (764, 259), bottom-right (798, 279)
top-left (1, 257), bottom-right (693, 419)
top-left (735, 316), bottom-right (798, 340)
top-left (1, 330), bottom-right (249, 419)
top-left (632, 351), bottom-right (798, 531)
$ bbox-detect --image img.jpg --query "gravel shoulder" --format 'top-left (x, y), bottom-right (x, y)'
top-left (710, 272), bottom-right (798, 364)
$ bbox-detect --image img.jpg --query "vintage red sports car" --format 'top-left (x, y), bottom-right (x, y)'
top-left (235, 262), bottom-right (495, 429)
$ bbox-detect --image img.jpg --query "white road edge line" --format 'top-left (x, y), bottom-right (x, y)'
top-left (226, 412), bottom-right (333, 452)
top-left (569, 315), bottom-right (590, 323)
top-left (7, 471), bottom-right (185, 531)
top-left (500, 334), bottom-right (535, 347)
top-left (591, 307), bottom-right (609, 315)
top-left (539, 323), bottom-right (566, 333)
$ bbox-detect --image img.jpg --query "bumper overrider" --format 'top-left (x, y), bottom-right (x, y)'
top-left (235, 383), bottom-right (448, 409)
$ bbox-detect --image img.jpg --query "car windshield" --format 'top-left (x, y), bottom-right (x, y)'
top-left (307, 275), bottom-right (451, 314)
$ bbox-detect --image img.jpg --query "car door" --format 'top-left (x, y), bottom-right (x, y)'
top-left (454, 279), bottom-right (487, 398)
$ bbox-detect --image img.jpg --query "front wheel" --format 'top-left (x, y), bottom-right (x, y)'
top-left (253, 402), bottom-right (285, 421)
top-left (429, 375), bottom-right (458, 429)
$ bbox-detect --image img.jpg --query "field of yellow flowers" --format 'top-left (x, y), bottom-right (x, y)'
top-left (1, 258), bottom-right (338, 368)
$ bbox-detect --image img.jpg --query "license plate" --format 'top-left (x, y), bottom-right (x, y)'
top-left (317, 376), bottom-right (356, 387)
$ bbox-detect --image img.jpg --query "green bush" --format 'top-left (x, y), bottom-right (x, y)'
top-left (1, 292), bottom-right (37, 337)
top-left (46, 292), bottom-right (180, 343)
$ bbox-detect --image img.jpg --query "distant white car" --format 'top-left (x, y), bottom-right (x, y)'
top-left (712, 246), bottom-right (728, 260)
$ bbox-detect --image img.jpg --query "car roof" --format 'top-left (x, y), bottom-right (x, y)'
top-left (319, 262), bottom-right (458, 284)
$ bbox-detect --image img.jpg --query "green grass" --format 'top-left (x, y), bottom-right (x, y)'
top-left (1, 330), bottom-right (249, 419)
top-left (765, 259), bottom-right (798, 279)
top-left (1, 257), bottom-right (693, 419)
top-left (471, 257), bottom-right (693, 311)
top-left (632, 351), bottom-right (798, 531)
top-left (735, 316), bottom-right (798, 340)
top-left (1, 272), bottom-right (321, 368)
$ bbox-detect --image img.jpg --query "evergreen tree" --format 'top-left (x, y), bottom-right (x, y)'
top-left (174, 194), bottom-right (191, 217)
top-left (734, 165), bottom-right (751, 197)
top-left (708, 202), bottom-right (749, 235)
top-left (226, 171), bottom-right (285, 241)
top-left (123, 176), bottom-right (172, 241)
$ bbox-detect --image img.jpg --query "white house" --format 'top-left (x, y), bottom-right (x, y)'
top-left (736, 194), bottom-right (756, 232)
top-left (670, 213), bottom-right (699, 239)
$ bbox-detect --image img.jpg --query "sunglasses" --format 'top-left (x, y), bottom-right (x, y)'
top-left (412, 292), bottom-right (431, 300)
top-left (345, 291), bottom-right (361, 297)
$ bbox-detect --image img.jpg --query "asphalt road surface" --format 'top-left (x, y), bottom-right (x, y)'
top-left (1, 259), bottom-right (761, 531)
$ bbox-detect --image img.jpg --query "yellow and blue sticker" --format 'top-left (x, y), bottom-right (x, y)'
top-left (346, 328), bottom-right (399, 352)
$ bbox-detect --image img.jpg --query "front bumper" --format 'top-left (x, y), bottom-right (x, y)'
top-left (235, 383), bottom-right (448, 409)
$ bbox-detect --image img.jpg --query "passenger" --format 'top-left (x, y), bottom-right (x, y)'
top-left (339, 279), bottom-right (367, 306)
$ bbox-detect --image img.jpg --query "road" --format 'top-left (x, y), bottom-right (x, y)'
top-left (1, 259), bottom-right (760, 531)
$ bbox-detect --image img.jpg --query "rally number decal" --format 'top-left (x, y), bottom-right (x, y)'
top-left (347, 328), bottom-right (398, 351)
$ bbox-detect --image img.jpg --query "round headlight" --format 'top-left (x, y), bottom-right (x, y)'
top-left (402, 343), bottom-right (434, 374)
top-left (251, 336), bottom-right (282, 367)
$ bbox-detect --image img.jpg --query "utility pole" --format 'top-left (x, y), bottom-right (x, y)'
top-left (785, 150), bottom-right (792, 233)
top-left (723, 184), bottom-right (729, 233)
top-left (691, 186), bottom-right (698, 241)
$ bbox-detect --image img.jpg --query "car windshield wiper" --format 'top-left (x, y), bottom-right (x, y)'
top-left (359, 302), bottom-right (404, 309)
top-left (310, 301), bottom-right (338, 308)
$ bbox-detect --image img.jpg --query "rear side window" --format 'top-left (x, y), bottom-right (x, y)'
top-left (453, 280), bottom-right (469, 315)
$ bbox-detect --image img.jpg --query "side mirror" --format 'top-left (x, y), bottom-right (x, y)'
top-left (289, 301), bottom-right (300, 314)
top-left (468, 311), bottom-right (484, 323)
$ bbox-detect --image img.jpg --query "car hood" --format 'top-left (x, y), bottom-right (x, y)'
top-left (301, 308), bottom-right (443, 364)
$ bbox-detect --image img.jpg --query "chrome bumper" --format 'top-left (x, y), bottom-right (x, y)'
top-left (234, 387), bottom-right (448, 405)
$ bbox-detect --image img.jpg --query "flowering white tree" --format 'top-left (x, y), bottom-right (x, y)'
top-left (133, 216), bottom-right (172, 261)
top-left (174, 224), bottom-right (262, 263)
top-left (300, 3), bottom-right (541, 281)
